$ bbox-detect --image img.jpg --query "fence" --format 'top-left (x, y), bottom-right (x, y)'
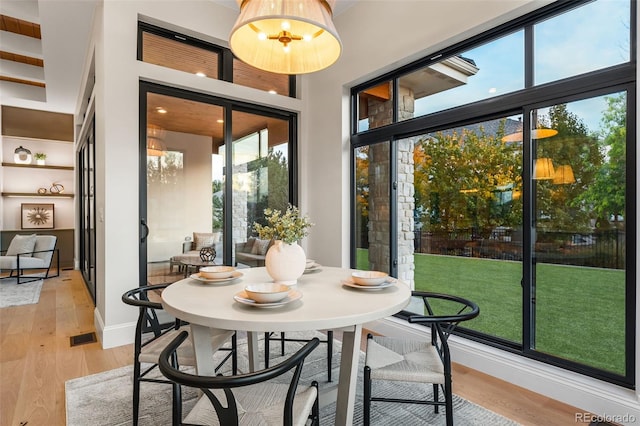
top-left (414, 228), bottom-right (625, 269)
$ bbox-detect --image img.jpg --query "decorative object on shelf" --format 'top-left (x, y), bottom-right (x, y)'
top-left (34, 152), bottom-right (47, 165)
top-left (229, 0), bottom-right (342, 75)
top-left (147, 124), bottom-right (167, 157)
top-left (14, 146), bottom-right (32, 164)
top-left (50, 183), bottom-right (65, 194)
top-left (21, 203), bottom-right (54, 229)
top-left (37, 188), bottom-right (47, 194)
top-left (199, 246), bottom-right (216, 262)
top-left (254, 204), bottom-right (313, 285)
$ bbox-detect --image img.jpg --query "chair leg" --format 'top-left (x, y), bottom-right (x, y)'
top-left (444, 379), bottom-right (453, 426)
top-left (264, 332), bottom-right (271, 368)
top-left (172, 382), bottom-right (182, 425)
top-left (363, 366), bottom-right (371, 426)
top-left (280, 332), bottom-right (285, 356)
top-left (433, 383), bottom-right (439, 413)
top-left (327, 330), bottom-right (333, 382)
top-left (232, 333), bottom-right (238, 375)
top-left (133, 361), bottom-right (141, 426)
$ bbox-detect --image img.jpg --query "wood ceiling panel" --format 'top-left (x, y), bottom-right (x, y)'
top-left (1, 106), bottom-right (73, 141)
top-left (142, 32), bottom-right (219, 78)
top-left (0, 51), bottom-right (43, 67)
top-left (0, 15), bottom-right (41, 39)
top-left (147, 93), bottom-right (288, 146)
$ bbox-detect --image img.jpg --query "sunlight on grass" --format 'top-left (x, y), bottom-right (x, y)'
top-left (356, 248), bottom-right (626, 375)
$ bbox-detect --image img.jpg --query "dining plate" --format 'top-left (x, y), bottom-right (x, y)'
top-left (341, 277), bottom-right (397, 291)
top-left (190, 271), bottom-right (243, 284)
top-left (303, 262), bottom-right (322, 274)
top-left (234, 289), bottom-right (302, 308)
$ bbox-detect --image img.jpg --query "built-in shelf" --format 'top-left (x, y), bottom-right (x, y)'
top-left (2, 162), bottom-right (74, 171)
top-left (1, 192), bottom-right (74, 198)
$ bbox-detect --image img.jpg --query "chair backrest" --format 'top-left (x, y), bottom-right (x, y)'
top-left (122, 284), bottom-right (177, 341)
top-left (407, 291), bottom-right (480, 365)
top-left (159, 331), bottom-right (319, 425)
top-left (33, 235), bottom-right (57, 265)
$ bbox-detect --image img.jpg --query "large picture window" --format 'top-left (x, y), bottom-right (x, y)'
top-left (351, 0), bottom-right (635, 387)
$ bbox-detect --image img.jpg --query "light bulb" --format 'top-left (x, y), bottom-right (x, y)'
top-left (281, 21), bottom-right (290, 31)
top-left (303, 34), bottom-right (312, 42)
top-left (258, 32), bottom-right (267, 40)
top-left (283, 45), bottom-right (290, 53)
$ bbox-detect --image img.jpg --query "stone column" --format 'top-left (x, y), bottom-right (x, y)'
top-left (366, 85), bottom-right (416, 289)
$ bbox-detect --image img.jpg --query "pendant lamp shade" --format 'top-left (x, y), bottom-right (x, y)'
top-left (534, 158), bottom-right (555, 180)
top-left (147, 125), bottom-right (167, 157)
top-left (229, 0), bottom-right (342, 75)
top-left (552, 164), bottom-right (576, 184)
top-left (502, 128), bottom-right (558, 143)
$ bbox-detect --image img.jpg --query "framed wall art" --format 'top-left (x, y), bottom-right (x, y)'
top-left (21, 203), bottom-right (55, 229)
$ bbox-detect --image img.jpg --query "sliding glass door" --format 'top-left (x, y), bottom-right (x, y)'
top-left (139, 83), bottom-right (296, 287)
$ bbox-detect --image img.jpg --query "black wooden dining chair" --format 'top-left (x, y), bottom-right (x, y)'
top-left (264, 330), bottom-right (334, 382)
top-left (363, 291), bottom-right (479, 426)
top-left (159, 330), bottom-right (320, 425)
top-left (122, 284), bottom-right (238, 426)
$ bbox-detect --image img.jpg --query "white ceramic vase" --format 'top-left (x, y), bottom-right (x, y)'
top-left (265, 240), bottom-right (306, 285)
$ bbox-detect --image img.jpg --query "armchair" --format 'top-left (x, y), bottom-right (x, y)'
top-left (0, 234), bottom-right (59, 284)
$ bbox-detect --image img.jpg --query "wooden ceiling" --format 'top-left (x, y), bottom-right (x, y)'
top-left (147, 93), bottom-right (288, 146)
top-left (0, 14), bottom-right (44, 89)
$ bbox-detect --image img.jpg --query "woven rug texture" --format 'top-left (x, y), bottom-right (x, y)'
top-left (0, 277), bottom-right (44, 308)
top-left (65, 331), bottom-right (520, 426)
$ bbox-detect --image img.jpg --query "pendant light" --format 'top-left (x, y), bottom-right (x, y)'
top-left (552, 164), bottom-right (576, 184)
top-left (229, 0), bottom-right (342, 75)
top-left (147, 125), bottom-right (167, 157)
top-left (533, 158), bottom-right (555, 180)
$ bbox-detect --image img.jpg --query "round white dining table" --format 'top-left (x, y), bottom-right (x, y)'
top-left (161, 266), bottom-right (411, 426)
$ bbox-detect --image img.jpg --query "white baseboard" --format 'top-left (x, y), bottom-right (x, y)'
top-left (94, 307), bottom-right (136, 349)
top-left (366, 317), bottom-right (640, 426)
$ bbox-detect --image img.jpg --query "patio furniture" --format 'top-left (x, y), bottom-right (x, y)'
top-left (264, 330), bottom-right (334, 382)
top-left (159, 330), bottom-right (320, 426)
top-left (122, 284), bottom-right (237, 426)
top-left (0, 234), bottom-right (59, 284)
top-left (234, 237), bottom-right (273, 267)
top-left (169, 232), bottom-right (221, 273)
top-left (160, 266), bottom-right (411, 425)
top-left (363, 291), bottom-right (480, 426)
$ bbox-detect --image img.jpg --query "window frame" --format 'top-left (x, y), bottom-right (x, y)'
top-left (350, 0), bottom-right (636, 388)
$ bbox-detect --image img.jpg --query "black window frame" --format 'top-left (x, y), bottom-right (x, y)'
top-left (350, 0), bottom-right (636, 388)
top-left (137, 22), bottom-right (296, 97)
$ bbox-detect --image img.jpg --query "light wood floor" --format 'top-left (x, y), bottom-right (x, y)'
top-left (0, 270), bottom-right (583, 426)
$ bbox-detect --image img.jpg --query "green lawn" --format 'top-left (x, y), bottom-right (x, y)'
top-left (356, 249), bottom-right (626, 375)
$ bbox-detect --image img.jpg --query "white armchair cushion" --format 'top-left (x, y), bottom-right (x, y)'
top-left (5, 234), bottom-right (37, 256)
top-left (0, 255), bottom-right (48, 270)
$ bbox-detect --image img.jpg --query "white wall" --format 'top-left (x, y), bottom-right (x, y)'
top-left (92, 0), bottom-right (302, 348)
top-left (146, 131), bottom-right (212, 262)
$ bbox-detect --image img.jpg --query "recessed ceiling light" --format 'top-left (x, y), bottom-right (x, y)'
top-left (196, 72), bottom-right (206, 77)
top-left (488, 87), bottom-right (497, 94)
top-left (156, 107), bottom-right (167, 114)
top-left (268, 90), bottom-right (277, 95)
top-left (217, 119), bottom-right (224, 123)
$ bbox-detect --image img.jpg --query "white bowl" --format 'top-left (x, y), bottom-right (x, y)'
top-left (244, 283), bottom-right (291, 304)
top-left (351, 270), bottom-right (389, 286)
top-left (200, 265), bottom-right (235, 279)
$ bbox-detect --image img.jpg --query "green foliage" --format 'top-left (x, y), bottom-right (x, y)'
top-left (211, 180), bottom-right (223, 230)
top-left (579, 93), bottom-right (627, 226)
top-left (414, 123), bottom-right (522, 233)
top-left (253, 204), bottom-right (313, 244)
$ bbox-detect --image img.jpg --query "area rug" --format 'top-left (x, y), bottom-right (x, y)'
top-left (0, 277), bottom-right (44, 308)
top-left (66, 331), bottom-right (520, 425)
